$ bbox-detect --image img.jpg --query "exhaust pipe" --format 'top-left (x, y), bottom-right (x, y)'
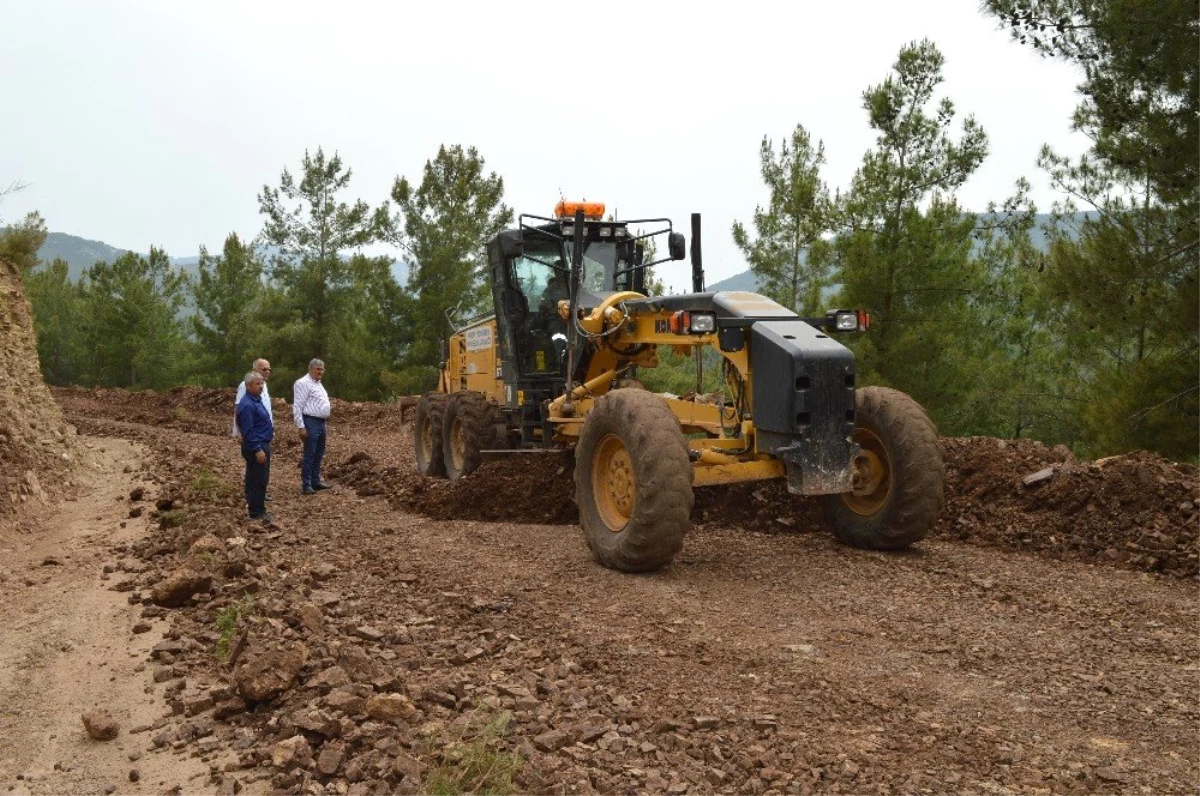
top-left (690, 213), bottom-right (705, 293)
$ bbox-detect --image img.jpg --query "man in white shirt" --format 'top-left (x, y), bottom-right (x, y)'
top-left (233, 358), bottom-right (273, 442)
top-left (293, 358), bottom-right (332, 495)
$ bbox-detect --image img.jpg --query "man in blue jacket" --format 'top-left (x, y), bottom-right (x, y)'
top-left (235, 371), bottom-right (274, 523)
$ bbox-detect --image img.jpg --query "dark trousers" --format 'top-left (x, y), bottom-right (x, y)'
top-left (241, 441), bottom-right (271, 518)
top-left (301, 415), bottom-right (327, 488)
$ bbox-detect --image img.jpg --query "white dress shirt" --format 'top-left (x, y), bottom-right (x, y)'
top-left (293, 374), bottom-right (331, 427)
top-left (232, 380), bottom-right (272, 437)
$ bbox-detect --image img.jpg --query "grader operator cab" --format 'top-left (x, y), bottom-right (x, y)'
top-left (414, 201), bottom-right (945, 572)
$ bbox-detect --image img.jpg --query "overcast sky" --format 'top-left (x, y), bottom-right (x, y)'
top-left (1, 0), bottom-right (1091, 291)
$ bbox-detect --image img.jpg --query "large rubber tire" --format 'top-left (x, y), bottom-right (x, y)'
top-left (414, 393), bottom-right (449, 478)
top-left (442, 391), bottom-right (492, 481)
top-left (818, 386), bottom-right (945, 550)
top-left (575, 389), bottom-right (694, 572)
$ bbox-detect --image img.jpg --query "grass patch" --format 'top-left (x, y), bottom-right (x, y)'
top-left (421, 705), bottom-right (521, 795)
top-left (190, 466), bottom-right (235, 502)
top-left (158, 509), bottom-right (189, 528)
top-left (170, 406), bottom-right (190, 422)
top-left (215, 596), bottom-right (256, 660)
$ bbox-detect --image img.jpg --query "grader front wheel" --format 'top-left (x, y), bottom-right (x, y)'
top-left (819, 386), bottom-right (945, 550)
top-left (575, 390), bottom-right (694, 572)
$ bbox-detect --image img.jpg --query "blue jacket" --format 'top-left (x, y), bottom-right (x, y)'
top-left (236, 392), bottom-right (274, 452)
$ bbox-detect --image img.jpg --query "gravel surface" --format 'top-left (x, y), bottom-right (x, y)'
top-left (30, 385), bottom-right (1196, 795)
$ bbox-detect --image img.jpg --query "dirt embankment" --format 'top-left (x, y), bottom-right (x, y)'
top-left (0, 257), bottom-right (77, 530)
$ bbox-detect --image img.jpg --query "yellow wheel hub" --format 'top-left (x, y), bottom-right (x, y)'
top-left (842, 427), bottom-right (892, 516)
top-left (449, 418), bottom-right (465, 468)
top-left (593, 433), bottom-right (634, 532)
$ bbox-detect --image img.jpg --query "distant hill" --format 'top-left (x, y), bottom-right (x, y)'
top-left (29, 232), bottom-right (207, 282)
top-left (705, 270), bottom-right (760, 292)
top-left (35, 233), bottom-right (135, 280)
top-left (31, 232), bottom-right (408, 285)
top-left (701, 212), bottom-right (1092, 295)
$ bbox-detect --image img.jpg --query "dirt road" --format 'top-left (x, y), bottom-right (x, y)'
top-left (0, 438), bottom-right (217, 794)
top-left (3, 387), bottom-right (1195, 795)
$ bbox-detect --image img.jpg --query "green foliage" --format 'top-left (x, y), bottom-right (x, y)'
top-left (984, 0), bottom-right (1197, 209)
top-left (389, 144), bottom-right (513, 389)
top-left (984, 0), bottom-right (1198, 457)
top-left (189, 233), bottom-right (265, 385)
top-left (0, 210), bottom-right (48, 272)
top-left (324, 253), bottom-right (412, 400)
top-left (190, 466), bottom-right (235, 501)
top-left (959, 186), bottom-right (1082, 444)
top-left (25, 257), bottom-right (90, 384)
top-left (257, 147), bottom-right (393, 385)
top-left (834, 40), bottom-right (990, 430)
top-left (635, 347), bottom-right (726, 396)
top-left (83, 247), bottom-right (189, 389)
top-left (1038, 197), bottom-right (1198, 458)
top-left (158, 508), bottom-right (189, 528)
top-left (215, 597), bottom-right (256, 660)
top-left (732, 125), bottom-right (833, 314)
top-left (420, 706), bottom-right (521, 796)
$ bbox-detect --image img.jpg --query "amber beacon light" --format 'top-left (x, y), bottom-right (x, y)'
top-left (554, 200), bottom-right (605, 219)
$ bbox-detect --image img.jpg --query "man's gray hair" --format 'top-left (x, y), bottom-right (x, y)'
top-left (244, 371), bottom-right (265, 385)
top-left (309, 358), bottom-right (325, 369)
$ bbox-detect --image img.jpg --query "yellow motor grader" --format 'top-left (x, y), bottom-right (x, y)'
top-left (414, 202), bottom-right (945, 572)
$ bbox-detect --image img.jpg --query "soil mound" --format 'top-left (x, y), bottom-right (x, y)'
top-left (940, 437), bottom-right (1198, 576)
top-left (54, 384), bottom-right (398, 436)
top-left (50, 381), bottom-right (1199, 577)
top-left (331, 434), bottom-right (1198, 578)
top-left (0, 256), bottom-right (76, 527)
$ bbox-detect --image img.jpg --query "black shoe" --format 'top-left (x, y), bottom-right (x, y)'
top-left (302, 486), bottom-right (316, 495)
top-left (260, 512), bottom-right (276, 525)
top-left (313, 482), bottom-right (332, 491)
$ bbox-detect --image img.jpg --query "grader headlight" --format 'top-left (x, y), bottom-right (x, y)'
top-left (669, 310), bottom-right (715, 334)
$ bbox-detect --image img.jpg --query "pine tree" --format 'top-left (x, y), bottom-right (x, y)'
top-left (387, 144), bottom-right (512, 392)
top-left (732, 125), bottom-right (833, 314)
top-left (25, 257), bottom-right (89, 384)
top-left (834, 40), bottom-right (990, 428)
top-left (0, 210), bottom-right (48, 272)
top-left (257, 148), bottom-right (389, 370)
top-left (83, 248), bottom-right (188, 389)
top-left (189, 232), bottom-right (264, 384)
top-left (966, 185), bottom-right (1079, 444)
top-left (1039, 149), bottom-right (1197, 457)
top-left (984, 0), bottom-right (1199, 458)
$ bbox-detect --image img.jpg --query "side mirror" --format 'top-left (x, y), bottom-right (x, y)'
top-left (668, 232), bottom-right (686, 261)
top-left (498, 230), bottom-right (524, 258)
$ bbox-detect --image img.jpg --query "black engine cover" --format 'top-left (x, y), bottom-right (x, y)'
top-left (750, 320), bottom-right (858, 495)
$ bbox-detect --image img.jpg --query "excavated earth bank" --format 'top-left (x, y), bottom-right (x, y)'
top-left (0, 256), bottom-right (77, 530)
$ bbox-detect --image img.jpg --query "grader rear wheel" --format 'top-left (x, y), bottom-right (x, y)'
top-left (414, 394), bottom-right (449, 478)
top-left (575, 390), bottom-right (694, 572)
top-left (442, 391), bottom-right (492, 481)
top-left (819, 386), bottom-right (945, 550)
